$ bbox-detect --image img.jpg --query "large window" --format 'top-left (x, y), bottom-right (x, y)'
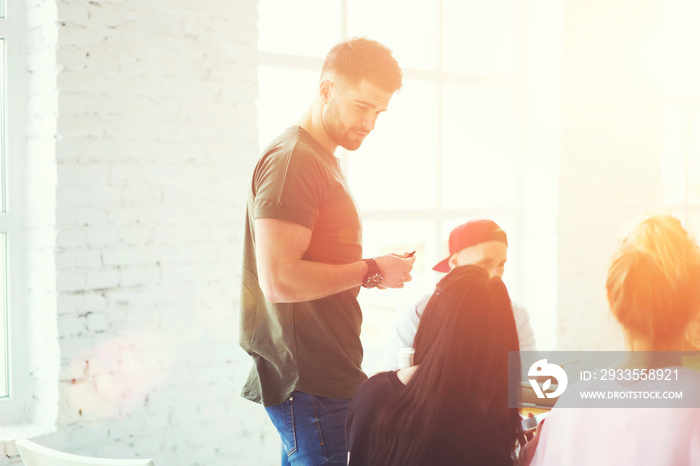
top-left (661, 0), bottom-right (700, 234)
top-left (0, 0), bottom-right (9, 400)
top-left (257, 1), bottom-right (536, 373)
top-left (0, 0), bottom-right (26, 412)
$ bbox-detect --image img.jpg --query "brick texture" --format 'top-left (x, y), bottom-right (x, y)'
top-left (3, 1), bottom-right (280, 465)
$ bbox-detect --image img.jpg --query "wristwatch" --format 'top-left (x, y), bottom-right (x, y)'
top-left (362, 258), bottom-right (383, 288)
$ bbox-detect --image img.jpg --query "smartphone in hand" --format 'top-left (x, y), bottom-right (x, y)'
top-left (521, 412), bottom-right (549, 432)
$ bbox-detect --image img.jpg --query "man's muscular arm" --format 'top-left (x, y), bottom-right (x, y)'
top-left (256, 218), bottom-right (414, 303)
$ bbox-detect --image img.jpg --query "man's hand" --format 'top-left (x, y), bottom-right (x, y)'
top-left (374, 252), bottom-right (416, 289)
top-left (256, 218), bottom-right (417, 301)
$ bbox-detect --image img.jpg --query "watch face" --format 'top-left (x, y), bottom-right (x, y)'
top-left (365, 273), bottom-right (383, 288)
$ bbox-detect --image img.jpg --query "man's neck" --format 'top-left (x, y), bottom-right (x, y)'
top-left (298, 103), bottom-right (337, 154)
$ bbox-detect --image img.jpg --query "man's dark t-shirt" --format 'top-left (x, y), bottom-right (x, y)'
top-left (240, 126), bottom-right (367, 407)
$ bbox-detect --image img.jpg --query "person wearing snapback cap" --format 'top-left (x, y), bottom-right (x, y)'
top-left (383, 219), bottom-right (537, 370)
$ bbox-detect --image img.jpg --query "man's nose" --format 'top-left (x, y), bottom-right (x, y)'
top-left (363, 114), bottom-right (377, 132)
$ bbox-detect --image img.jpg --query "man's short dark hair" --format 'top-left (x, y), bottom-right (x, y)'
top-left (321, 37), bottom-right (402, 93)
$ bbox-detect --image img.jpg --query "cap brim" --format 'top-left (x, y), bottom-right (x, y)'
top-left (432, 258), bottom-right (451, 273)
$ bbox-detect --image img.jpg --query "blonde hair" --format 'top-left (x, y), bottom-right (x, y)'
top-left (606, 214), bottom-right (700, 346)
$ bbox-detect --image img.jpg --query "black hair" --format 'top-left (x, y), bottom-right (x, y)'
top-left (370, 265), bottom-right (522, 465)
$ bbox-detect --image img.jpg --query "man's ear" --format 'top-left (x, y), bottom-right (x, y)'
top-left (319, 79), bottom-right (334, 105)
top-left (448, 253), bottom-right (459, 270)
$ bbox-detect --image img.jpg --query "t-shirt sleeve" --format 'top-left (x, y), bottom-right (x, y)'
top-left (253, 142), bottom-right (327, 230)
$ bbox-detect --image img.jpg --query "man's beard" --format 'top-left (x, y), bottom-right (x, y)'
top-left (322, 100), bottom-right (363, 151)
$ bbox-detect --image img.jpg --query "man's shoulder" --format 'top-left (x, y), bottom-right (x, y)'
top-left (512, 301), bottom-right (527, 312)
top-left (511, 301), bottom-right (531, 319)
top-left (261, 126), bottom-right (331, 167)
top-left (259, 127), bottom-right (304, 161)
top-left (253, 128), bottom-right (334, 192)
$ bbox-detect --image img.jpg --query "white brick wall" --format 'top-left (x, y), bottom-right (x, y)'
top-left (3, 0), bottom-right (280, 465)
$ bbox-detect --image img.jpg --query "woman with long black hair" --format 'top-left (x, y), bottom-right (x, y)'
top-left (346, 264), bottom-right (530, 465)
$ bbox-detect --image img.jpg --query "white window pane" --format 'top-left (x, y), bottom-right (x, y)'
top-left (692, 6), bottom-right (700, 100)
top-left (690, 109), bottom-right (700, 203)
top-left (258, 0), bottom-right (342, 58)
top-left (661, 105), bottom-right (688, 205)
top-left (362, 219), bottom-right (436, 280)
top-left (442, 0), bottom-right (518, 76)
top-left (0, 233), bottom-right (6, 398)
top-left (691, 63), bottom-right (700, 101)
top-left (348, 0), bottom-right (439, 71)
top-left (348, 79), bottom-right (439, 211)
top-left (257, 66), bottom-right (319, 151)
top-left (441, 84), bottom-right (517, 209)
top-left (664, 0), bottom-right (700, 99)
top-left (0, 40), bottom-right (4, 213)
top-left (663, 0), bottom-right (700, 99)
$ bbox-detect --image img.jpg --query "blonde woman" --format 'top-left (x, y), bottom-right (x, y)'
top-left (527, 214), bottom-right (700, 465)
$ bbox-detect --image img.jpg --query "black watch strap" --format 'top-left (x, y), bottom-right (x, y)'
top-left (362, 258), bottom-right (383, 289)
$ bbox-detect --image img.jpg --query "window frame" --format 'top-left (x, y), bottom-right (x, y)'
top-left (0, 0), bottom-right (30, 424)
top-left (257, 0), bottom-right (528, 291)
top-left (661, 0), bottom-right (700, 232)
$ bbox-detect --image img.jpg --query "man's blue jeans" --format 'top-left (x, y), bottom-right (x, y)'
top-left (265, 391), bottom-right (350, 466)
